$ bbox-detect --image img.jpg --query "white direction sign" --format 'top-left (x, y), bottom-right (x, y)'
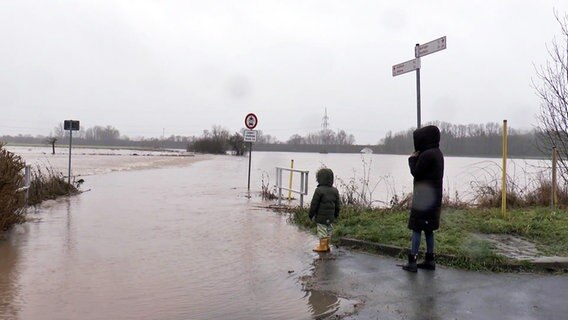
top-left (392, 58), bottom-right (421, 77)
top-left (416, 36), bottom-right (446, 58)
top-left (244, 130), bottom-right (257, 143)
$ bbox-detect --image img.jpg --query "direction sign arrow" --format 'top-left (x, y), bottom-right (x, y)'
top-left (392, 58), bottom-right (421, 77)
top-left (416, 36), bottom-right (446, 58)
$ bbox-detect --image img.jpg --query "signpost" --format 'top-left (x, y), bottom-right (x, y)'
top-left (63, 120), bottom-right (80, 185)
top-left (243, 130), bottom-right (257, 143)
top-left (393, 36), bottom-right (446, 128)
top-left (392, 58), bottom-right (421, 77)
top-left (244, 113), bottom-right (258, 192)
top-left (415, 36), bottom-right (447, 58)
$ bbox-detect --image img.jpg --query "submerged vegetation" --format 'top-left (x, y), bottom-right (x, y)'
top-left (0, 144), bottom-right (78, 231)
top-left (0, 145), bottom-right (27, 230)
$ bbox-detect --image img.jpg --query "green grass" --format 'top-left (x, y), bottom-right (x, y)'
top-left (289, 205), bottom-right (568, 271)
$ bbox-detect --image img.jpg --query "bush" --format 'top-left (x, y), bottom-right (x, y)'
top-left (0, 144), bottom-right (79, 231)
top-left (0, 145), bottom-right (26, 230)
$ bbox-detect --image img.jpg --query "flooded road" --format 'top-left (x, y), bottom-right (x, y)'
top-left (0, 155), bottom-right (336, 320)
top-left (1, 148), bottom-right (555, 319)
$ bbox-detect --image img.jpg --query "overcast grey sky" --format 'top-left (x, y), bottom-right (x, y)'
top-left (2, 0), bottom-right (568, 144)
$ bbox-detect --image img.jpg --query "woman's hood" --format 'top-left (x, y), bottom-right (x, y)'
top-left (413, 125), bottom-right (440, 152)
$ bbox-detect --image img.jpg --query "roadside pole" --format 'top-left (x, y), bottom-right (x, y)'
top-left (552, 147), bottom-right (558, 208)
top-left (244, 113), bottom-right (258, 193)
top-left (68, 128), bottom-right (73, 185)
top-left (64, 120), bottom-right (80, 186)
top-left (415, 44), bottom-right (422, 129)
top-left (247, 142), bottom-right (252, 191)
top-left (501, 120), bottom-right (508, 218)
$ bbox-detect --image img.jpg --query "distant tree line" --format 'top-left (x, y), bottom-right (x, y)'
top-left (0, 121), bottom-right (549, 158)
top-left (287, 129), bottom-right (355, 145)
top-left (379, 121), bottom-right (545, 158)
top-left (1, 124), bottom-right (193, 150)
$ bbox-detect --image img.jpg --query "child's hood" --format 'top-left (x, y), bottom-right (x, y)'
top-left (316, 168), bottom-right (334, 187)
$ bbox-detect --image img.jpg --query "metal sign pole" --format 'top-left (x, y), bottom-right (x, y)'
top-left (247, 142), bottom-right (252, 191)
top-left (415, 44), bottom-right (421, 129)
top-left (68, 129), bottom-right (73, 185)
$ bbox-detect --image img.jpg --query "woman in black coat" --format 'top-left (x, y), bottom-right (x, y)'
top-left (402, 125), bottom-right (444, 272)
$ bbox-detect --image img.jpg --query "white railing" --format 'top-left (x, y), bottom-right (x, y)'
top-left (15, 165), bottom-right (31, 204)
top-left (275, 167), bottom-right (309, 207)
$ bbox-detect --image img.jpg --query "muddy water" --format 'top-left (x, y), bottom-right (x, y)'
top-left (0, 156), bottom-right (332, 320)
top-left (0, 148), bottom-right (551, 319)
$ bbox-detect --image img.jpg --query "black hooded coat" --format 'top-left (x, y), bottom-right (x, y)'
top-left (309, 168), bottom-right (340, 225)
top-left (407, 125), bottom-right (444, 232)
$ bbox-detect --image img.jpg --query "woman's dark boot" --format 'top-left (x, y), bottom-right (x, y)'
top-left (402, 254), bottom-right (418, 272)
top-left (417, 253), bottom-right (436, 270)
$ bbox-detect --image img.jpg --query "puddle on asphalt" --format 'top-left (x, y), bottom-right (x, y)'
top-left (305, 289), bottom-right (360, 319)
top-left (300, 252), bottom-right (363, 319)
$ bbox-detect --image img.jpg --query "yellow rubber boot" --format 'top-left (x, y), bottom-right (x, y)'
top-left (313, 238), bottom-right (327, 252)
top-left (323, 237), bottom-right (331, 252)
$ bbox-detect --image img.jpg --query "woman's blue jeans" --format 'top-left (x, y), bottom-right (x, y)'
top-left (411, 230), bottom-right (434, 255)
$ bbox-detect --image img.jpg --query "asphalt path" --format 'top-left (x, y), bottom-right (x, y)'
top-left (311, 249), bottom-right (568, 320)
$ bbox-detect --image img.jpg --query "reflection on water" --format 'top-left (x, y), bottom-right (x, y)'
top-left (1, 156), bottom-right (350, 320)
top-left (0, 232), bottom-right (22, 319)
top-left (307, 290), bottom-right (341, 318)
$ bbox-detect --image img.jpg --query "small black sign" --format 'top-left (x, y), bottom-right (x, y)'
top-left (64, 120), bottom-right (80, 131)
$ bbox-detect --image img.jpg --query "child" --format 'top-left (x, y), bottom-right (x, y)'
top-left (309, 168), bottom-right (341, 252)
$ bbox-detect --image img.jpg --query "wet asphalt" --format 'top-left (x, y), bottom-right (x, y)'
top-left (312, 248), bottom-right (568, 320)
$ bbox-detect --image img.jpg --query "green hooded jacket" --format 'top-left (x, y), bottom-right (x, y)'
top-left (309, 168), bottom-right (341, 225)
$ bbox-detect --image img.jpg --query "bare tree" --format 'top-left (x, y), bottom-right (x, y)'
top-left (534, 10), bottom-right (568, 183)
top-left (45, 137), bottom-right (57, 155)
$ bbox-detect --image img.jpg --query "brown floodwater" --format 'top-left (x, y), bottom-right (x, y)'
top-left (0, 155), bottom-right (343, 320)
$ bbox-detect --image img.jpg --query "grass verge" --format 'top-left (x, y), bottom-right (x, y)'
top-left (288, 205), bottom-right (568, 271)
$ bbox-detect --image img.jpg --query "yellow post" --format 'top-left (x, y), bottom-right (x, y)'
top-left (552, 147), bottom-right (558, 208)
top-left (501, 120), bottom-right (508, 218)
top-left (288, 159), bottom-right (294, 201)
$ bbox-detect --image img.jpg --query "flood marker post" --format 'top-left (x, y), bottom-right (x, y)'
top-left (63, 120), bottom-right (80, 186)
top-left (552, 147), bottom-right (558, 208)
top-left (244, 113), bottom-right (258, 192)
top-left (501, 120), bottom-right (508, 218)
top-left (393, 36), bottom-right (446, 128)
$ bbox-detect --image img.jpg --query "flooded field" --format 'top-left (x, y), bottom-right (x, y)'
top-left (0, 147), bottom-right (553, 319)
top-left (1, 151), bottom-right (347, 320)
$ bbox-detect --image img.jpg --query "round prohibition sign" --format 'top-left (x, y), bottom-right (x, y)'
top-left (244, 113), bottom-right (258, 129)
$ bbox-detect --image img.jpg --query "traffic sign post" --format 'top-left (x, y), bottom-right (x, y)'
top-left (393, 36), bottom-right (446, 129)
top-left (64, 120), bottom-right (80, 185)
top-left (244, 114), bottom-right (258, 192)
